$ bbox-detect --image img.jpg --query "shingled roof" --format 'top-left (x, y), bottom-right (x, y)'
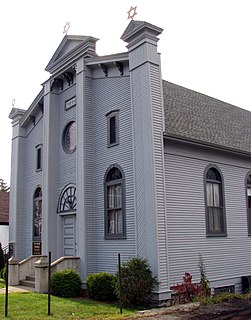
top-left (163, 81), bottom-right (251, 154)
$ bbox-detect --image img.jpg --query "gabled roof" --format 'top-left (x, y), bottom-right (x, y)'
top-left (121, 20), bottom-right (163, 43)
top-left (163, 81), bottom-right (251, 154)
top-left (45, 35), bottom-right (99, 74)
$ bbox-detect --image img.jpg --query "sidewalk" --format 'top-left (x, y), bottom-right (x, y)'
top-left (0, 285), bottom-right (35, 294)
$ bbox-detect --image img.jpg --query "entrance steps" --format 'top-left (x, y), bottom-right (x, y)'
top-left (19, 275), bottom-right (35, 288)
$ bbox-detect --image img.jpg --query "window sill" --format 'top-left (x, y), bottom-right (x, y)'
top-left (104, 235), bottom-right (126, 240)
top-left (206, 233), bottom-right (228, 237)
top-left (107, 142), bottom-right (119, 148)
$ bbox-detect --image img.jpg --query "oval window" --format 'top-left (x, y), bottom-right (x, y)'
top-left (63, 121), bottom-right (76, 153)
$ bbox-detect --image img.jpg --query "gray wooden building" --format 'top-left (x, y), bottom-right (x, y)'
top-left (9, 19), bottom-right (251, 301)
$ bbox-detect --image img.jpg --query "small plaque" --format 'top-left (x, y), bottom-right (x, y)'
top-left (65, 97), bottom-right (76, 110)
top-left (32, 241), bottom-right (42, 255)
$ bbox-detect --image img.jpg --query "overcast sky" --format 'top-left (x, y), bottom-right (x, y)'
top-left (1, 0), bottom-right (250, 186)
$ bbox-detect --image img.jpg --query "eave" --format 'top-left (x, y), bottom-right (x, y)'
top-left (164, 133), bottom-right (251, 158)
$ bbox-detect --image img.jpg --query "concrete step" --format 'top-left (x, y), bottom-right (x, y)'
top-left (20, 275), bottom-right (35, 288)
top-left (26, 275), bottom-right (35, 282)
top-left (19, 280), bottom-right (35, 288)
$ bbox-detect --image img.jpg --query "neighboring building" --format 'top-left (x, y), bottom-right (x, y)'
top-left (0, 191), bottom-right (9, 249)
top-left (8, 20), bottom-right (251, 301)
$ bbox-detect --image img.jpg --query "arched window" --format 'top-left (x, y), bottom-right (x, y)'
top-left (205, 166), bottom-right (226, 236)
top-left (33, 187), bottom-right (42, 240)
top-left (104, 165), bottom-right (126, 239)
top-left (57, 184), bottom-right (77, 213)
top-left (246, 173), bottom-right (251, 235)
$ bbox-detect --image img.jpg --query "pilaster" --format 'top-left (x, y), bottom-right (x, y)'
top-left (9, 108), bottom-right (26, 259)
top-left (42, 81), bottom-right (58, 259)
top-left (122, 21), bottom-right (170, 299)
top-left (76, 57), bottom-right (88, 281)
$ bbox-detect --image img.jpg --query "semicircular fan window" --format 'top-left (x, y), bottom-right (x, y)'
top-left (57, 184), bottom-right (77, 213)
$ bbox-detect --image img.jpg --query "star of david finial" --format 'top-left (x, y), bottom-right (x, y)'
top-left (127, 6), bottom-right (137, 20)
top-left (63, 21), bottom-right (71, 35)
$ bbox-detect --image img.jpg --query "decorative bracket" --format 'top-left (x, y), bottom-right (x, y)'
top-left (50, 78), bottom-right (63, 91)
top-left (100, 63), bottom-right (108, 77)
top-left (38, 103), bottom-right (44, 114)
top-left (29, 115), bottom-right (36, 126)
top-left (63, 72), bottom-right (74, 86)
top-left (115, 62), bottom-right (123, 75)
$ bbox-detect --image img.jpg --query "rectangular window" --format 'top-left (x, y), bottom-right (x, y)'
top-left (36, 145), bottom-right (42, 171)
top-left (107, 111), bottom-right (119, 147)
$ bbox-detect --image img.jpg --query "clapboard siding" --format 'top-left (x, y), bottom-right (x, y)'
top-left (57, 84), bottom-right (76, 195)
top-left (131, 63), bottom-right (157, 266)
top-left (22, 114), bottom-right (44, 258)
top-left (91, 76), bottom-right (135, 273)
top-left (84, 77), bottom-right (96, 274)
top-left (165, 141), bottom-right (251, 290)
top-left (150, 63), bottom-right (168, 291)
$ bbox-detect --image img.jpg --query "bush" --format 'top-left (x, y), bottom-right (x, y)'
top-left (86, 272), bottom-right (117, 301)
top-left (171, 272), bottom-right (201, 304)
top-left (116, 257), bottom-right (158, 307)
top-left (51, 269), bottom-right (82, 297)
top-left (0, 266), bottom-right (6, 282)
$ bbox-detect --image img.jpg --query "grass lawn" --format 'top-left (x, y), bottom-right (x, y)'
top-left (0, 293), bottom-right (136, 319)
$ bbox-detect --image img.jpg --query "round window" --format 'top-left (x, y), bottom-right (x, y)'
top-left (63, 121), bottom-right (76, 153)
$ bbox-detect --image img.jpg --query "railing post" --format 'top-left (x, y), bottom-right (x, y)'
top-left (5, 253), bottom-right (9, 318)
top-left (48, 252), bottom-right (51, 316)
top-left (118, 253), bottom-right (122, 315)
top-left (8, 257), bottom-right (20, 285)
top-left (35, 256), bottom-right (48, 293)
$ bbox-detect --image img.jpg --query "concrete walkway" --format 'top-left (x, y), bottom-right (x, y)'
top-left (0, 285), bottom-right (35, 294)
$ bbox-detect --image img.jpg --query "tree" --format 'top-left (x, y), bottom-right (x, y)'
top-left (0, 179), bottom-right (9, 192)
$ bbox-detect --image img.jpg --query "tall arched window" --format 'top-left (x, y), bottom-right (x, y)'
top-left (33, 187), bottom-right (42, 240)
top-left (104, 165), bottom-right (126, 239)
top-left (205, 166), bottom-right (226, 236)
top-left (246, 173), bottom-right (251, 235)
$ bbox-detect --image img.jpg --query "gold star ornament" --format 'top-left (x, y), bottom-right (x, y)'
top-left (127, 6), bottom-right (137, 20)
top-left (63, 21), bottom-right (70, 35)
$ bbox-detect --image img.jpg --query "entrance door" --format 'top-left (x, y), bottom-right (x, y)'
top-left (63, 215), bottom-right (76, 256)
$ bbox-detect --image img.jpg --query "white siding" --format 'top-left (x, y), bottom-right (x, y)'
top-left (0, 225), bottom-right (9, 248)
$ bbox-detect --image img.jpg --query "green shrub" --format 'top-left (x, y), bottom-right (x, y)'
top-left (116, 257), bottom-right (158, 307)
top-left (0, 266), bottom-right (6, 282)
top-left (86, 272), bottom-right (117, 301)
top-left (51, 269), bottom-right (82, 297)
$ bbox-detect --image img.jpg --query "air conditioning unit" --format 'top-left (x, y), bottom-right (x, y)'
top-left (241, 276), bottom-right (251, 293)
